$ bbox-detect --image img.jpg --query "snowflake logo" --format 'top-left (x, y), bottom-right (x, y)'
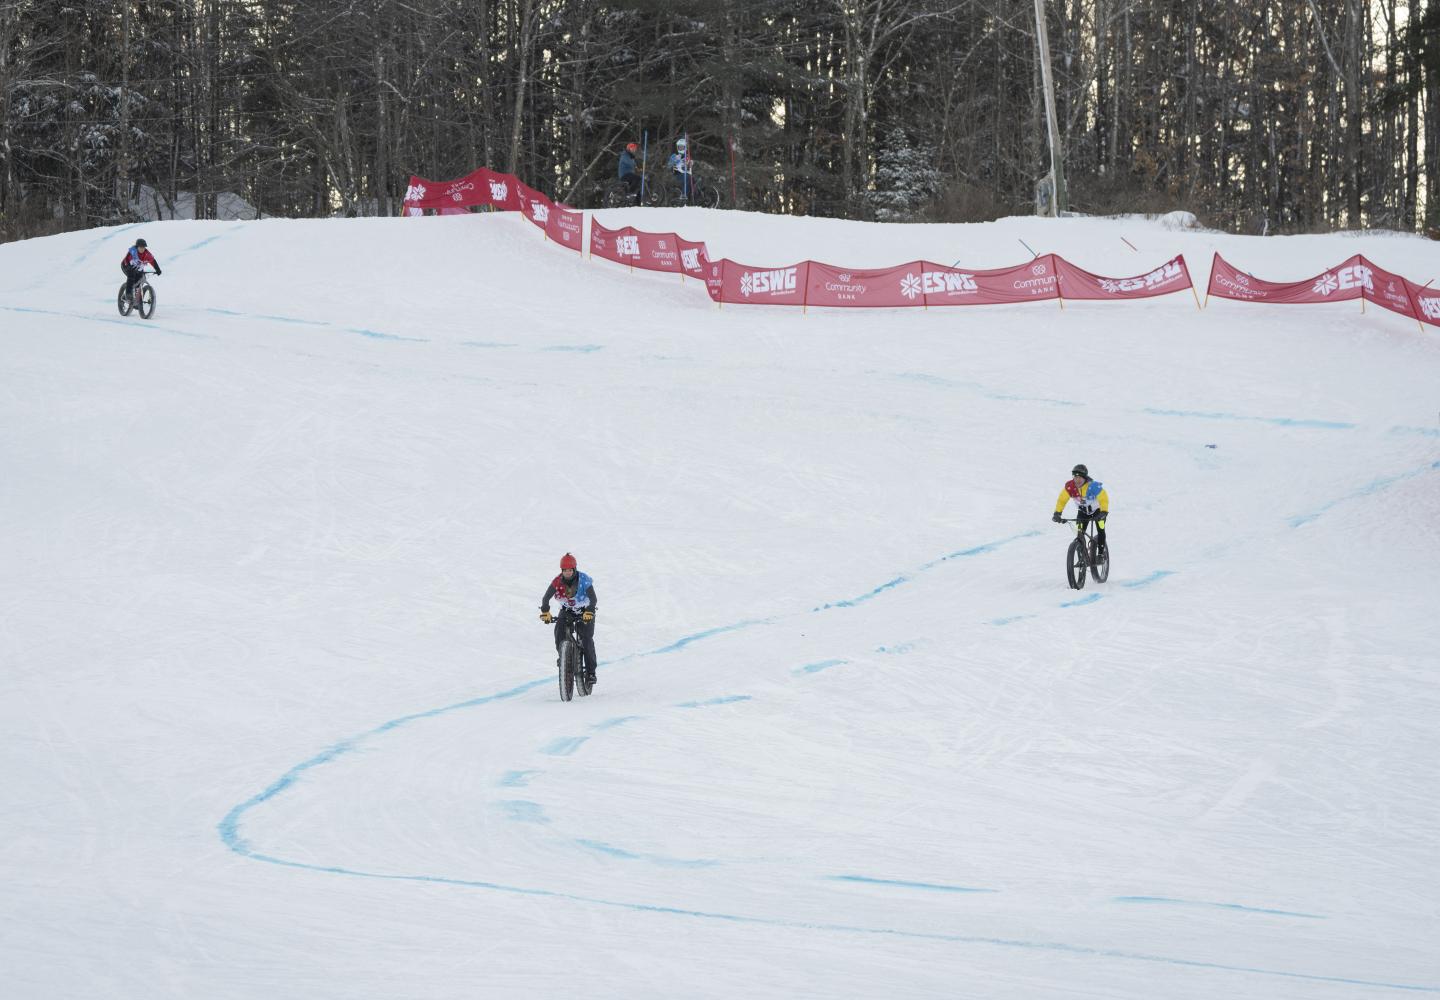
top-left (740, 272), bottom-right (754, 297)
top-left (404, 183), bottom-right (426, 202)
top-left (1236, 273), bottom-right (1250, 285)
top-left (489, 181), bottom-right (509, 202)
top-left (1312, 272), bottom-right (1339, 296)
top-left (900, 273), bottom-right (922, 299)
top-left (1100, 279), bottom-right (1120, 293)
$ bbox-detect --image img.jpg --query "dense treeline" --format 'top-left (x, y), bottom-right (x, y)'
top-left (1, 0), bottom-right (1435, 241)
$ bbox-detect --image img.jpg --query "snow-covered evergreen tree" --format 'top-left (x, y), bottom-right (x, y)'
top-left (868, 126), bottom-right (939, 222)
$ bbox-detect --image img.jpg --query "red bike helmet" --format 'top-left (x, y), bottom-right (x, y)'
top-left (625, 142), bottom-right (638, 153)
top-left (560, 553), bottom-right (577, 570)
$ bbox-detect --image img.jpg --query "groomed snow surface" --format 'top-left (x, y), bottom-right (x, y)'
top-left (3, 209), bottom-right (1439, 999)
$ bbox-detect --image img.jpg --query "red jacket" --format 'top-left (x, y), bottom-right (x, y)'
top-left (122, 247), bottom-right (158, 270)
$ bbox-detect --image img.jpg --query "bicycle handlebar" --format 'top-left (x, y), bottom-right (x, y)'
top-left (1056, 514), bottom-right (1111, 522)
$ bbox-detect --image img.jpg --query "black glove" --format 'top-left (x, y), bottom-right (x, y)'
top-left (1052, 512), bottom-right (1064, 523)
top-left (154, 268), bottom-right (162, 276)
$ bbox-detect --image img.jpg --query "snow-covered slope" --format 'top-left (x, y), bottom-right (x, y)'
top-left (2, 210), bottom-right (1438, 999)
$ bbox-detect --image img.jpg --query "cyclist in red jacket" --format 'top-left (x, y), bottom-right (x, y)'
top-left (120, 238), bottom-right (162, 305)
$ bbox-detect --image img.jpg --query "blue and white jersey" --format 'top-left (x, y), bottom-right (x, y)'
top-left (545, 572), bottom-right (595, 614)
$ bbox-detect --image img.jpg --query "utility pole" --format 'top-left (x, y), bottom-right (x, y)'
top-left (1033, 0), bottom-right (1067, 215)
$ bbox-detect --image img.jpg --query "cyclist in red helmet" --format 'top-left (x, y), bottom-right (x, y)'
top-left (540, 553), bottom-right (599, 686)
top-left (120, 237), bottom-right (161, 306)
top-left (617, 142), bottom-right (643, 204)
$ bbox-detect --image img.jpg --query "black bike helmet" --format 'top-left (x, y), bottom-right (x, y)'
top-left (1072, 463), bottom-right (1088, 479)
top-left (134, 237), bottom-right (147, 248)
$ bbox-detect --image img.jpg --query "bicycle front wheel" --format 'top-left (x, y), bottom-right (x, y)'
top-left (1066, 537), bottom-right (1087, 590)
top-left (558, 640), bottom-right (576, 701)
top-left (138, 284), bottom-right (155, 319)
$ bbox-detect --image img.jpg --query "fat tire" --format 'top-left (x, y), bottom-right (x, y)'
top-left (1090, 538), bottom-right (1110, 583)
top-left (558, 639), bottom-right (576, 702)
top-left (117, 284), bottom-right (132, 316)
top-left (1066, 537), bottom-right (1087, 590)
top-left (138, 284), bottom-right (155, 319)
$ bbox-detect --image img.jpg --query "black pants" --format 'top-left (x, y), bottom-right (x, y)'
top-left (121, 262), bottom-right (143, 299)
top-left (1079, 510), bottom-right (1107, 554)
top-left (554, 614), bottom-right (597, 677)
top-left (621, 173), bottom-right (642, 202)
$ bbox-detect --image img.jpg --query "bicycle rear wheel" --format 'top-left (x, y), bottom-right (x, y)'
top-left (1090, 537), bottom-right (1110, 583)
top-left (1066, 537), bottom-right (1087, 590)
top-left (558, 640), bottom-right (576, 701)
top-left (117, 284), bottom-right (132, 316)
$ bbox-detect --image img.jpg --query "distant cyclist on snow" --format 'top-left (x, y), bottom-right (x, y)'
top-left (1053, 463), bottom-right (1109, 558)
top-left (540, 553), bottom-right (599, 687)
top-left (121, 238), bottom-right (161, 305)
top-left (617, 142), bottom-right (643, 203)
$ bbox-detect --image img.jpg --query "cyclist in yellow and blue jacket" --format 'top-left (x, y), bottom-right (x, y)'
top-left (1053, 463), bottom-right (1109, 556)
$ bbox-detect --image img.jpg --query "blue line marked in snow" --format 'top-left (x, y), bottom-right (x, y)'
top-left (498, 801), bottom-right (549, 824)
top-left (1, 305), bottom-right (212, 340)
top-left (643, 619), bottom-right (773, 656)
top-left (875, 642), bottom-right (915, 654)
top-left (892, 372), bottom-right (1082, 407)
top-left (1121, 570), bottom-right (1175, 589)
top-left (168, 224), bottom-right (247, 260)
top-left (1061, 593), bottom-right (1104, 607)
top-left (217, 676), bottom-right (548, 854)
top-left (1113, 896), bottom-right (1325, 920)
top-left (676, 695), bottom-right (752, 709)
top-left (231, 856), bottom-right (1440, 993)
top-left (1390, 425), bottom-right (1440, 438)
top-left (918, 530), bottom-right (1042, 570)
top-left (829, 875), bottom-right (997, 894)
top-left (1142, 407), bottom-right (1356, 430)
top-left (255, 314), bottom-right (330, 326)
top-left (71, 221), bottom-right (145, 265)
top-left (218, 663), bottom-right (1440, 993)
top-left (574, 840), bottom-right (722, 868)
top-left (815, 575), bottom-right (907, 610)
top-left (540, 736), bottom-right (589, 756)
top-left (1289, 460), bottom-right (1440, 527)
top-left (795, 659), bottom-right (848, 675)
top-left (542, 344), bottom-right (604, 353)
top-left (592, 716), bottom-right (644, 730)
top-left (342, 327), bottom-right (429, 343)
top-left (460, 340), bottom-right (519, 349)
top-left (990, 614), bottom-right (1036, 626)
top-left (497, 770), bottom-right (538, 787)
